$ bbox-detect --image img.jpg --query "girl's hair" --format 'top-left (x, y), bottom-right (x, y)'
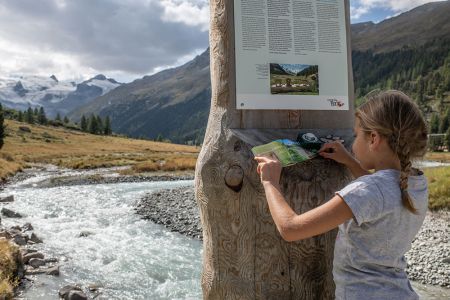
top-left (355, 90), bottom-right (428, 214)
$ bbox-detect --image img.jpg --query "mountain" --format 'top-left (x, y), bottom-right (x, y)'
top-left (67, 2), bottom-right (450, 142)
top-left (69, 50), bottom-right (210, 143)
top-left (351, 1), bottom-right (450, 53)
top-left (0, 74), bottom-right (121, 118)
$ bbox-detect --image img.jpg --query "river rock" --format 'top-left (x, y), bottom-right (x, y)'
top-left (22, 222), bottom-right (34, 231)
top-left (28, 258), bottom-right (46, 268)
top-left (1, 207), bottom-right (22, 218)
top-left (67, 290), bottom-right (88, 300)
top-left (442, 257), bottom-right (450, 264)
top-left (59, 285), bottom-right (83, 299)
top-left (13, 234), bottom-right (27, 246)
top-left (0, 230), bottom-right (11, 239)
top-left (29, 232), bottom-right (43, 243)
top-left (78, 231), bottom-right (93, 237)
top-left (46, 265), bottom-right (60, 276)
top-left (25, 268), bottom-right (47, 275)
top-left (0, 195), bottom-right (14, 202)
top-left (23, 252), bottom-right (44, 264)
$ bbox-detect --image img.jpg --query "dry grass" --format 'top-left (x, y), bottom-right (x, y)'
top-left (424, 166), bottom-right (450, 210)
top-left (0, 120), bottom-right (200, 180)
top-left (0, 240), bottom-right (20, 299)
top-left (424, 152), bottom-right (450, 163)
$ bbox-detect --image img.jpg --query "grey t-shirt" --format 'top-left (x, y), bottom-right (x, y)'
top-left (333, 169), bottom-right (428, 300)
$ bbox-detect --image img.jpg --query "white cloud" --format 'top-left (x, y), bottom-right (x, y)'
top-left (160, 0), bottom-right (210, 31)
top-left (0, 0), bottom-right (209, 82)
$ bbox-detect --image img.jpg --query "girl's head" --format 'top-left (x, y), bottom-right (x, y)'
top-left (354, 90), bottom-right (428, 214)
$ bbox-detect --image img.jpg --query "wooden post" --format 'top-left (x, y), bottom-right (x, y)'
top-left (195, 0), bottom-right (355, 298)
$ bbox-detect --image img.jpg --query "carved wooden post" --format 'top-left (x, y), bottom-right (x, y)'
top-left (195, 0), bottom-right (354, 298)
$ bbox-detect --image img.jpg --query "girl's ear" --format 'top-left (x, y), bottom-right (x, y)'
top-left (369, 131), bottom-right (381, 150)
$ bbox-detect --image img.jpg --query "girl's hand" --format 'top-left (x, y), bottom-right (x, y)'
top-left (319, 141), bottom-right (354, 166)
top-left (254, 154), bottom-right (282, 185)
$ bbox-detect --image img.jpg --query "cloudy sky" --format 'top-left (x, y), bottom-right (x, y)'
top-left (0, 0), bottom-right (443, 83)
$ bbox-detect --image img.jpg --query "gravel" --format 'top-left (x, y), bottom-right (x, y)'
top-left (135, 187), bottom-right (450, 288)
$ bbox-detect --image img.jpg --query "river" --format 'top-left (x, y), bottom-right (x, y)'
top-left (1, 165), bottom-right (449, 299)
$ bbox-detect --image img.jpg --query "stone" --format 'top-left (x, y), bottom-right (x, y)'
top-left (67, 290), bottom-right (88, 300)
top-left (78, 231), bottom-right (93, 238)
top-left (23, 252), bottom-right (44, 264)
top-left (442, 257), bottom-right (450, 264)
top-left (22, 223), bottom-right (34, 231)
top-left (28, 258), bottom-right (46, 268)
top-left (46, 265), bottom-right (59, 276)
top-left (29, 233), bottom-right (43, 243)
top-left (13, 235), bottom-right (27, 246)
top-left (25, 268), bottom-right (47, 275)
top-left (59, 285), bottom-right (81, 298)
top-left (0, 195), bottom-right (14, 202)
top-left (1, 208), bottom-right (22, 218)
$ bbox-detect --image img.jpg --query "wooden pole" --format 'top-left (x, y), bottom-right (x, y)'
top-left (195, 0), bottom-right (355, 298)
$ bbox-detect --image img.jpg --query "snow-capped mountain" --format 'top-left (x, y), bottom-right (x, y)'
top-left (0, 74), bottom-right (121, 118)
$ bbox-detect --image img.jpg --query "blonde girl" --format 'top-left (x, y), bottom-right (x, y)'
top-left (255, 90), bottom-right (428, 299)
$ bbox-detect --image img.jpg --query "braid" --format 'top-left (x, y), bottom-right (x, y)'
top-left (395, 138), bottom-right (418, 214)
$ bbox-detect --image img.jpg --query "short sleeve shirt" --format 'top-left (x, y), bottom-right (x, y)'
top-left (333, 169), bottom-right (428, 300)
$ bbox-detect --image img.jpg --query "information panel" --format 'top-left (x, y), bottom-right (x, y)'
top-left (234, 0), bottom-right (350, 110)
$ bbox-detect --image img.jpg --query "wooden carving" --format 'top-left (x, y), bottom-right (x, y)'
top-left (195, 0), bottom-right (354, 298)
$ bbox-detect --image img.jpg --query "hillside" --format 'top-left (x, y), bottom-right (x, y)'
top-left (68, 1), bottom-right (450, 143)
top-left (0, 119), bottom-right (198, 180)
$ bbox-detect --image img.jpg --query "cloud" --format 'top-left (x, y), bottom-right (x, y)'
top-left (351, 0), bottom-right (443, 20)
top-left (0, 0), bottom-right (209, 82)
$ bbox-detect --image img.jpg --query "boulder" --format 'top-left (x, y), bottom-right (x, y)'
top-left (29, 233), bottom-right (43, 243)
top-left (0, 195), bottom-right (14, 202)
top-left (13, 235), bottom-right (27, 246)
top-left (22, 223), bottom-right (34, 231)
top-left (28, 258), bottom-right (46, 268)
top-left (1, 208), bottom-right (22, 218)
top-left (59, 285), bottom-right (83, 299)
top-left (23, 252), bottom-right (44, 264)
top-left (46, 265), bottom-right (60, 276)
top-left (67, 290), bottom-right (88, 300)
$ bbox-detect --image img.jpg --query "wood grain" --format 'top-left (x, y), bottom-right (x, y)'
top-left (195, 0), bottom-right (355, 298)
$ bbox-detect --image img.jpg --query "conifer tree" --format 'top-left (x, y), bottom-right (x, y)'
top-left (0, 103), bottom-right (5, 149)
top-left (55, 113), bottom-right (61, 122)
top-left (430, 114), bottom-right (440, 134)
top-left (446, 126), bottom-right (450, 151)
top-left (80, 115), bottom-right (88, 132)
top-left (88, 115), bottom-right (98, 134)
top-left (18, 111), bottom-right (24, 122)
top-left (38, 107), bottom-right (47, 125)
top-left (63, 116), bottom-right (69, 124)
top-left (33, 107), bottom-right (39, 117)
top-left (439, 110), bottom-right (450, 133)
top-left (96, 115), bottom-right (103, 134)
top-left (104, 116), bottom-right (112, 135)
top-left (26, 107), bottom-right (34, 124)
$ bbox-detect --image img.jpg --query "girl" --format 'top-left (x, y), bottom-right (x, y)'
top-left (254, 90), bottom-right (428, 299)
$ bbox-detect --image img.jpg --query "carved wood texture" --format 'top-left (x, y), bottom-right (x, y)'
top-left (195, 0), bottom-right (354, 298)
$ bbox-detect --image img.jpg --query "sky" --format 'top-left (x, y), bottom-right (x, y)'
top-left (0, 0), bottom-right (444, 83)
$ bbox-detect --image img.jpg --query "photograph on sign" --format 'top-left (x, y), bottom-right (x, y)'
top-left (234, 0), bottom-right (350, 110)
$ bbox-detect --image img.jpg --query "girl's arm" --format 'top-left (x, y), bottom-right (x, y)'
top-left (255, 155), bottom-right (353, 242)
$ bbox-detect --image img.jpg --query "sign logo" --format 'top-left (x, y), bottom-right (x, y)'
top-left (327, 98), bottom-right (345, 107)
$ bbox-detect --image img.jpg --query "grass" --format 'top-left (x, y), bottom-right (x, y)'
top-left (0, 240), bottom-right (20, 299)
top-left (424, 166), bottom-right (450, 210)
top-left (0, 119), bottom-right (199, 180)
top-left (424, 152), bottom-right (450, 163)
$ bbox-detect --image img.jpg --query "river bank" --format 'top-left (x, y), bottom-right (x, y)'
top-left (135, 186), bottom-right (450, 289)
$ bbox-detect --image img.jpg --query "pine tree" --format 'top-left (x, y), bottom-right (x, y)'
top-left (156, 134), bottom-right (163, 142)
top-left (55, 113), bottom-right (61, 122)
top-left (0, 103), bottom-right (5, 149)
top-left (33, 107), bottom-right (39, 117)
top-left (80, 115), bottom-right (88, 132)
top-left (439, 110), bottom-right (450, 133)
top-left (18, 111), bottom-right (24, 122)
top-left (88, 115), bottom-right (98, 134)
top-left (63, 116), bottom-right (69, 124)
top-left (103, 116), bottom-right (112, 135)
top-left (26, 107), bottom-right (34, 124)
top-left (96, 115), bottom-right (103, 134)
top-left (446, 126), bottom-right (450, 151)
top-left (430, 114), bottom-right (440, 134)
top-left (38, 107), bottom-right (47, 125)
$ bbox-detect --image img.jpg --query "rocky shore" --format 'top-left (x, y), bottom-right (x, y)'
top-left (135, 187), bottom-right (450, 288)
